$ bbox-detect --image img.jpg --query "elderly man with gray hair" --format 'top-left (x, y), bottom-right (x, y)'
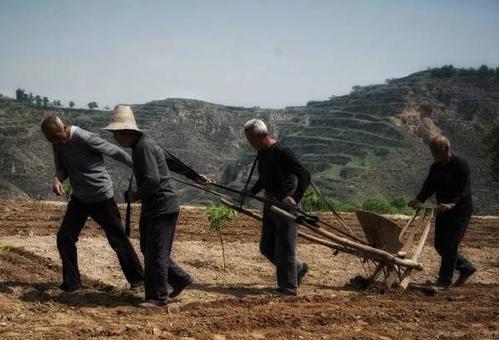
top-left (41, 115), bottom-right (144, 292)
top-left (409, 135), bottom-right (476, 290)
top-left (243, 119), bottom-right (311, 296)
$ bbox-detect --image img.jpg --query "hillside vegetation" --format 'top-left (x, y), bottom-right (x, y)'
top-left (1, 66), bottom-right (498, 213)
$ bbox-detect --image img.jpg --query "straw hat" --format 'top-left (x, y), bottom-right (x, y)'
top-left (103, 105), bottom-right (141, 131)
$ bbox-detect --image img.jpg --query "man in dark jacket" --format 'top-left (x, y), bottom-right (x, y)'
top-left (104, 105), bottom-right (209, 307)
top-left (243, 119), bottom-right (311, 296)
top-left (409, 135), bottom-right (476, 290)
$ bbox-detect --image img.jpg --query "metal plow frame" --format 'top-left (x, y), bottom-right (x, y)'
top-left (220, 198), bottom-right (435, 290)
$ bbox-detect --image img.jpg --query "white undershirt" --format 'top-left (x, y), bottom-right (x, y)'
top-left (68, 125), bottom-right (77, 142)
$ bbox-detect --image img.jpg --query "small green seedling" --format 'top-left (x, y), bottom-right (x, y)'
top-left (0, 244), bottom-right (9, 255)
top-left (204, 202), bottom-right (237, 270)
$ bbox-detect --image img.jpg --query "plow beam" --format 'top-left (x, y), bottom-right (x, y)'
top-left (219, 199), bottom-right (357, 255)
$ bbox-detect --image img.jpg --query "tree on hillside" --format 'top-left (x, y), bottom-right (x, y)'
top-left (15, 88), bottom-right (27, 102)
top-left (430, 65), bottom-right (499, 78)
top-left (477, 65), bottom-right (496, 78)
top-left (458, 68), bottom-right (477, 76)
top-left (484, 123), bottom-right (499, 181)
top-left (42, 96), bottom-right (49, 108)
top-left (431, 64), bottom-right (458, 78)
top-left (28, 93), bottom-right (33, 103)
top-left (87, 101), bottom-right (98, 109)
top-left (35, 95), bottom-right (42, 107)
top-left (69, 101), bottom-right (75, 108)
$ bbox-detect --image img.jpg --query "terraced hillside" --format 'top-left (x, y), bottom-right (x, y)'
top-left (0, 96), bottom-right (281, 203)
top-left (298, 73), bottom-right (499, 210)
top-left (224, 71), bottom-right (499, 213)
top-left (0, 96), bottom-right (62, 199)
top-left (1, 69), bottom-right (498, 212)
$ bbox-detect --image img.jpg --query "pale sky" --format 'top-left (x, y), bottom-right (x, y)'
top-left (1, 0), bottom-right (498, 108)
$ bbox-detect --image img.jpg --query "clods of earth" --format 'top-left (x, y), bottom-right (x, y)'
top-left (0, 200), bottom-right (497, 339)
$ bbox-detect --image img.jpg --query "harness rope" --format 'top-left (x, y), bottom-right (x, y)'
top-left (239, 155), bottom-right (259, 208)
top-left (127, 146), bottom-right (366, 245)
top-left (124, 171), bottom-right (134, 237)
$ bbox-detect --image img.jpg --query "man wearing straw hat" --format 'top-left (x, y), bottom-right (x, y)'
top-left (104, 105), bottom-right (209, 307)
top-left (40, 114), bottom-right (144, 292)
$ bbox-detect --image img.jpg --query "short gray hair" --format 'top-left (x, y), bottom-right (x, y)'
top-left (244, 119), bottom-right (268, 135)
top-left (41, 114), bottom-right (64, 133)
top-left (430, 134), bottom-right (451, 151)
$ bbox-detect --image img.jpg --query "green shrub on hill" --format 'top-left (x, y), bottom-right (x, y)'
top-left (301, 189), bottom-right (356, 212)
top-left (301, 189), bottom-right (412, 215)
top-left (430, 64), bottom-right (498, 78)
top-left (361, 196), bottom-right (412, 215)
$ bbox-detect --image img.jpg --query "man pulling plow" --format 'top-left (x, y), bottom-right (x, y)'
top-left (42, 109), bottom-right (475, 302)
top-left (242, 119), bottom-right (312, 296)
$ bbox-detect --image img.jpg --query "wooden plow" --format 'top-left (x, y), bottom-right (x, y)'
top-left (220, 198), bottom-right (436, 290)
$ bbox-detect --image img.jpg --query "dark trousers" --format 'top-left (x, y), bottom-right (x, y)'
top-left (57, 197), bottom-right (144, 288)
top-left (434, 213), bottom-right (475, 285)
top-left (139, 212), bottom-right (191, 301)
top-left (261, 206), bottom-right (304, 290)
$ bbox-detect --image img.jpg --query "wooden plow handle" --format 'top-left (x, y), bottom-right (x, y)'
top-left (221, 198), bottom-right (422, 270)
top-left (270, 205), bottom-right (423, 270)
top-left (398, 206), bottom-right (435, 289)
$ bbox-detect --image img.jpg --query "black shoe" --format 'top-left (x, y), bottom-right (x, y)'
top-left (130, 280), bottom-right (144, 291)
top-left (59, 284), bottom-right (81, 292)
top-left (169, 278), bottom-right (193, 299)
top-left (425, 279), bottom-right (446, 286)
top-left (297, 263), bottom-right (309, 286)
top-left (430, 282), bottom-right (450, 292)
top-left (276, 287), bottom-right (297, 296)
top-left (454, 267), bottom-right (477, 287)
top-left (138, 299), bottom-right (168, 308)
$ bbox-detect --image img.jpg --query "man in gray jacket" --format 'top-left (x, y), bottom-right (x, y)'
top-left (41, 115), bottom-right (144, 292)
